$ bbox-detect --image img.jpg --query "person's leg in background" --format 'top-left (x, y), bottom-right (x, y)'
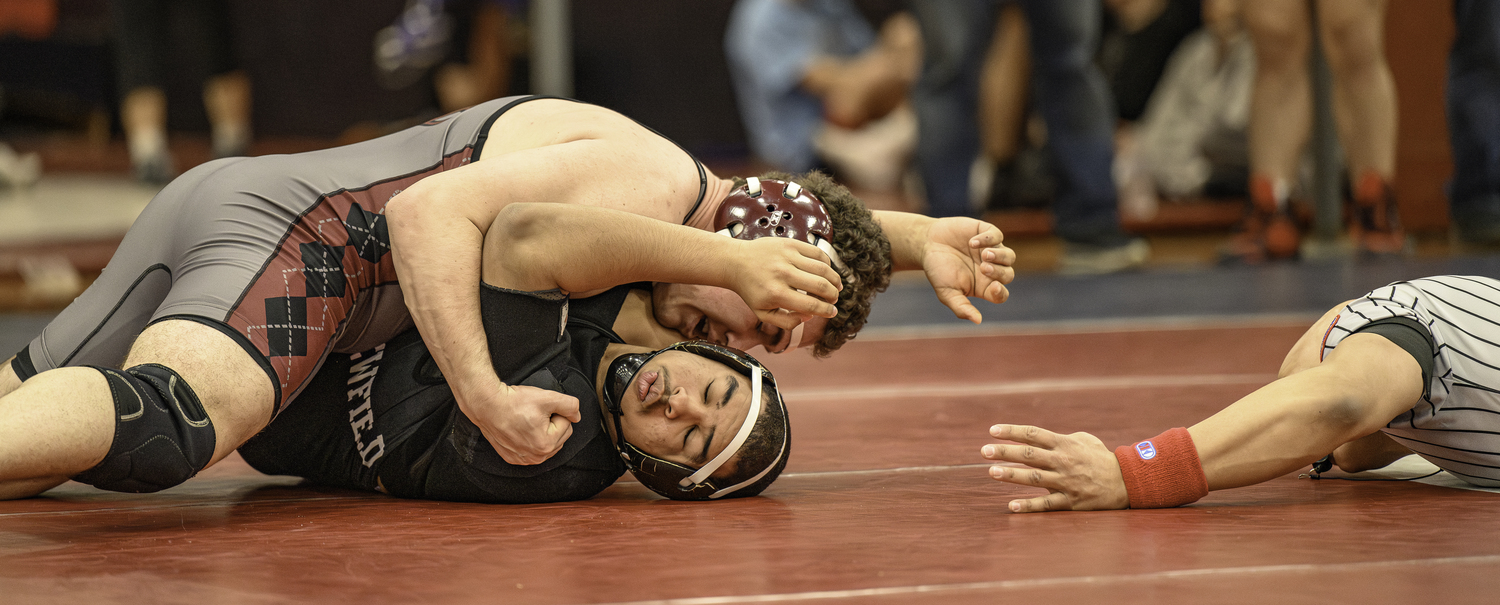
top-left (909, 0), bottom-right (994, 218)
top-left (180, 0), bottom-right (252, 159)
top-left (1317, 0), bottom-right (1401, 254)
top-left (977, 3), bottom-right (1036, 210)
top-left (1235, 0), bottom-right (1312, 262)
top-left (1446, 0), bottom-right (1500, 246)
top-left (110, 0), bottom-right (174, 183)
top-left (1020, 0), bottom-right (1148, 274)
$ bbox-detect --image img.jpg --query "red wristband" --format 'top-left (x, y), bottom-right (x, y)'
top-left (1113, 427), bottom-right (1209, 509)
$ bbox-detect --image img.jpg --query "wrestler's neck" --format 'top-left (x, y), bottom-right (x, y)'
top-left (682, 172), bottom-right (738, 232)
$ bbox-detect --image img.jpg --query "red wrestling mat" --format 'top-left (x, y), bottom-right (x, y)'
top-left (2, 321), bottom-right (1494, 604)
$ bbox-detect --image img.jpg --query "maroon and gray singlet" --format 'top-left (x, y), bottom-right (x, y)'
top-left (12, 95), bottom-right (706, 411)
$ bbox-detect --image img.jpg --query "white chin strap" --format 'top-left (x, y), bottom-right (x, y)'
top-left (681, 366), bottom-right (763, 491)
top-left (783, 322), bottom-right (805, 353)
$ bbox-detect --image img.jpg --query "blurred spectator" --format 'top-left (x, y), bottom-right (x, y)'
top-left (1115, 0), bottom-right (1252, 217)
top-left (1448, 0), bottom-right (1500, 246)
top-left (0, 0), bottom-right (57, 40)
top-left (0, 0), bottom-right (52, 187)
top-left (1101, 0), bottom-right (1202, 122)
top-left (974, 3), bottom-right (1056, 212)
top-left (0, 142), bottom-right (41, 187)
top-left (910, 0), bottom-right (1147, 275)
top-left (432, 0), bottom-right (524, 113)
top-left (1228, 0), bottom-right (1401, 262)
top-left (110, 0), bottom-right (251, 183)
top-left (724, 0), bottom-right (921, 192)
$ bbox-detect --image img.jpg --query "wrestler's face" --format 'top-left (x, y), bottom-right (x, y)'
top-left (652, 283), bottom-right (828, 354)
top-left (618, 351), bottom-right (756, 471)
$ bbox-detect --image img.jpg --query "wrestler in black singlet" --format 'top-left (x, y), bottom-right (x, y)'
top-left (239, 285), bottom-right (635, 504)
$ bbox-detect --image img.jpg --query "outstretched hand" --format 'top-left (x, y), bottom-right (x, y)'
top-left (464, 383), bottom-right (582, 465)
top-left (981, 424), bottom-right (1130, 513)
top-left (728, 237), bottom-right (844, 331)
top-left (922, 218), bottom-right (1014, 323)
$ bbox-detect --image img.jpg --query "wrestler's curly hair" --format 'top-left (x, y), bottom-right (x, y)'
top-left (733, 170), bottom-right (893, 357)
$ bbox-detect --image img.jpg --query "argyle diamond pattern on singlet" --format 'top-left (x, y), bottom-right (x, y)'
top-left (265, 297), bottom-right (309, 357)
top-left (345, 203), bottom-right (391, 264)
top-left (300, 242), bottom-right (347, 298)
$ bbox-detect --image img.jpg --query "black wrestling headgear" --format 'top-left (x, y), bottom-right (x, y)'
top-left (602, 341), bottom-right (791, 501)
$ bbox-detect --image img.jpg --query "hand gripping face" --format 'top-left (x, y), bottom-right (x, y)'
top-left (714, 177), bottom-right (848, 350)
top-left (602, 341), bottom-right (790, 501)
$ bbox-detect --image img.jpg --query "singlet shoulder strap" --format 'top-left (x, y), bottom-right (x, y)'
top-left (614, 113), bottom-right (707, 225)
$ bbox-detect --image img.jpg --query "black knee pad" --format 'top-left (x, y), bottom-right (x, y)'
top-left (72, 364), bottom-right (217, 493)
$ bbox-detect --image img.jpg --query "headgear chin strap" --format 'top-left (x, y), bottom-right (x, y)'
top-left (602, 341), bottom-right (790, 500)
top-left (715, 177), bottom-right (846, 352)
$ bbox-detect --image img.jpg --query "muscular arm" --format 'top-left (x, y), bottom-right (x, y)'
top-left (485, 203), bottom-right (841, 317)
top-left (984, 328), bottom-right (1424, 512)
top-left (387, 114), bottom-right (699, 463)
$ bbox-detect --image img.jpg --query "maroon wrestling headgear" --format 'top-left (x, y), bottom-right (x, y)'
top-left (714, 177), bottom-right (848, 352)
top-left (714, 177), bottom-right (848, 273)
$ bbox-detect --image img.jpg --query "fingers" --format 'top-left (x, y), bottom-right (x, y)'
top-left (755, 308), bottom-right (811, 331)
top-left (982, 245), bottom-right (1016, 266)
top-left (787, 255), bottom-right (843, 303)
top-left (981, 442), bottom-right (1056, 470)
top-left (980, 255), bottom-right (1015, 281)
top-left (546, 414), bottom-right (575, 438)
top-left (984, 281), bottom-right (1010, 305)
top-left (936, 287), bottom-right (982, 324)
top-left (793, 240), bottom-right (845, 281)
top-left (1009, 492), bottom-right (1073, 513)
top-left (988, 424), bottom-right (1060, 449)
top-left (968, 224), bottom-right (1005, 249)
top-left (521, 386), bottom-right (581, 423)
top-left (987, 462), bottom-right (1061, 489)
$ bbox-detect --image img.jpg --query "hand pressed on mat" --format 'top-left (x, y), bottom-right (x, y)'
top-left (981, 424), bottom-right (1129, 513)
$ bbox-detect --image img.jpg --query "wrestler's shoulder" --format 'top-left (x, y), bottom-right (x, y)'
top-left (485, 99), bottom-right (676, 150)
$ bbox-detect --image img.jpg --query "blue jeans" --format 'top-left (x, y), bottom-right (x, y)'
top-left (1448, 0), bottom-right (1500, 230)
top-left (910, 0), bottom-right (1123, 244)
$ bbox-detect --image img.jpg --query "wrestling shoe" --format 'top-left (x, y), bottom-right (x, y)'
top-left (1220, 174), bottom-right (1300, 263)
top-left (1349, 171), bottom-right (1408, 256)
top-left (1058, 236), bottom-right (1149, 275)
top-left (131, 150), bottom-right (175, 185)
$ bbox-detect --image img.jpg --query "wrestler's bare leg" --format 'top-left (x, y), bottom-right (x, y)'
top-left (1274, 301), bottom-right (1413, 472)
top-left (0, 320), bottom-right (274, 499)
top-left (0, 359), bottom-right (20, 399)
